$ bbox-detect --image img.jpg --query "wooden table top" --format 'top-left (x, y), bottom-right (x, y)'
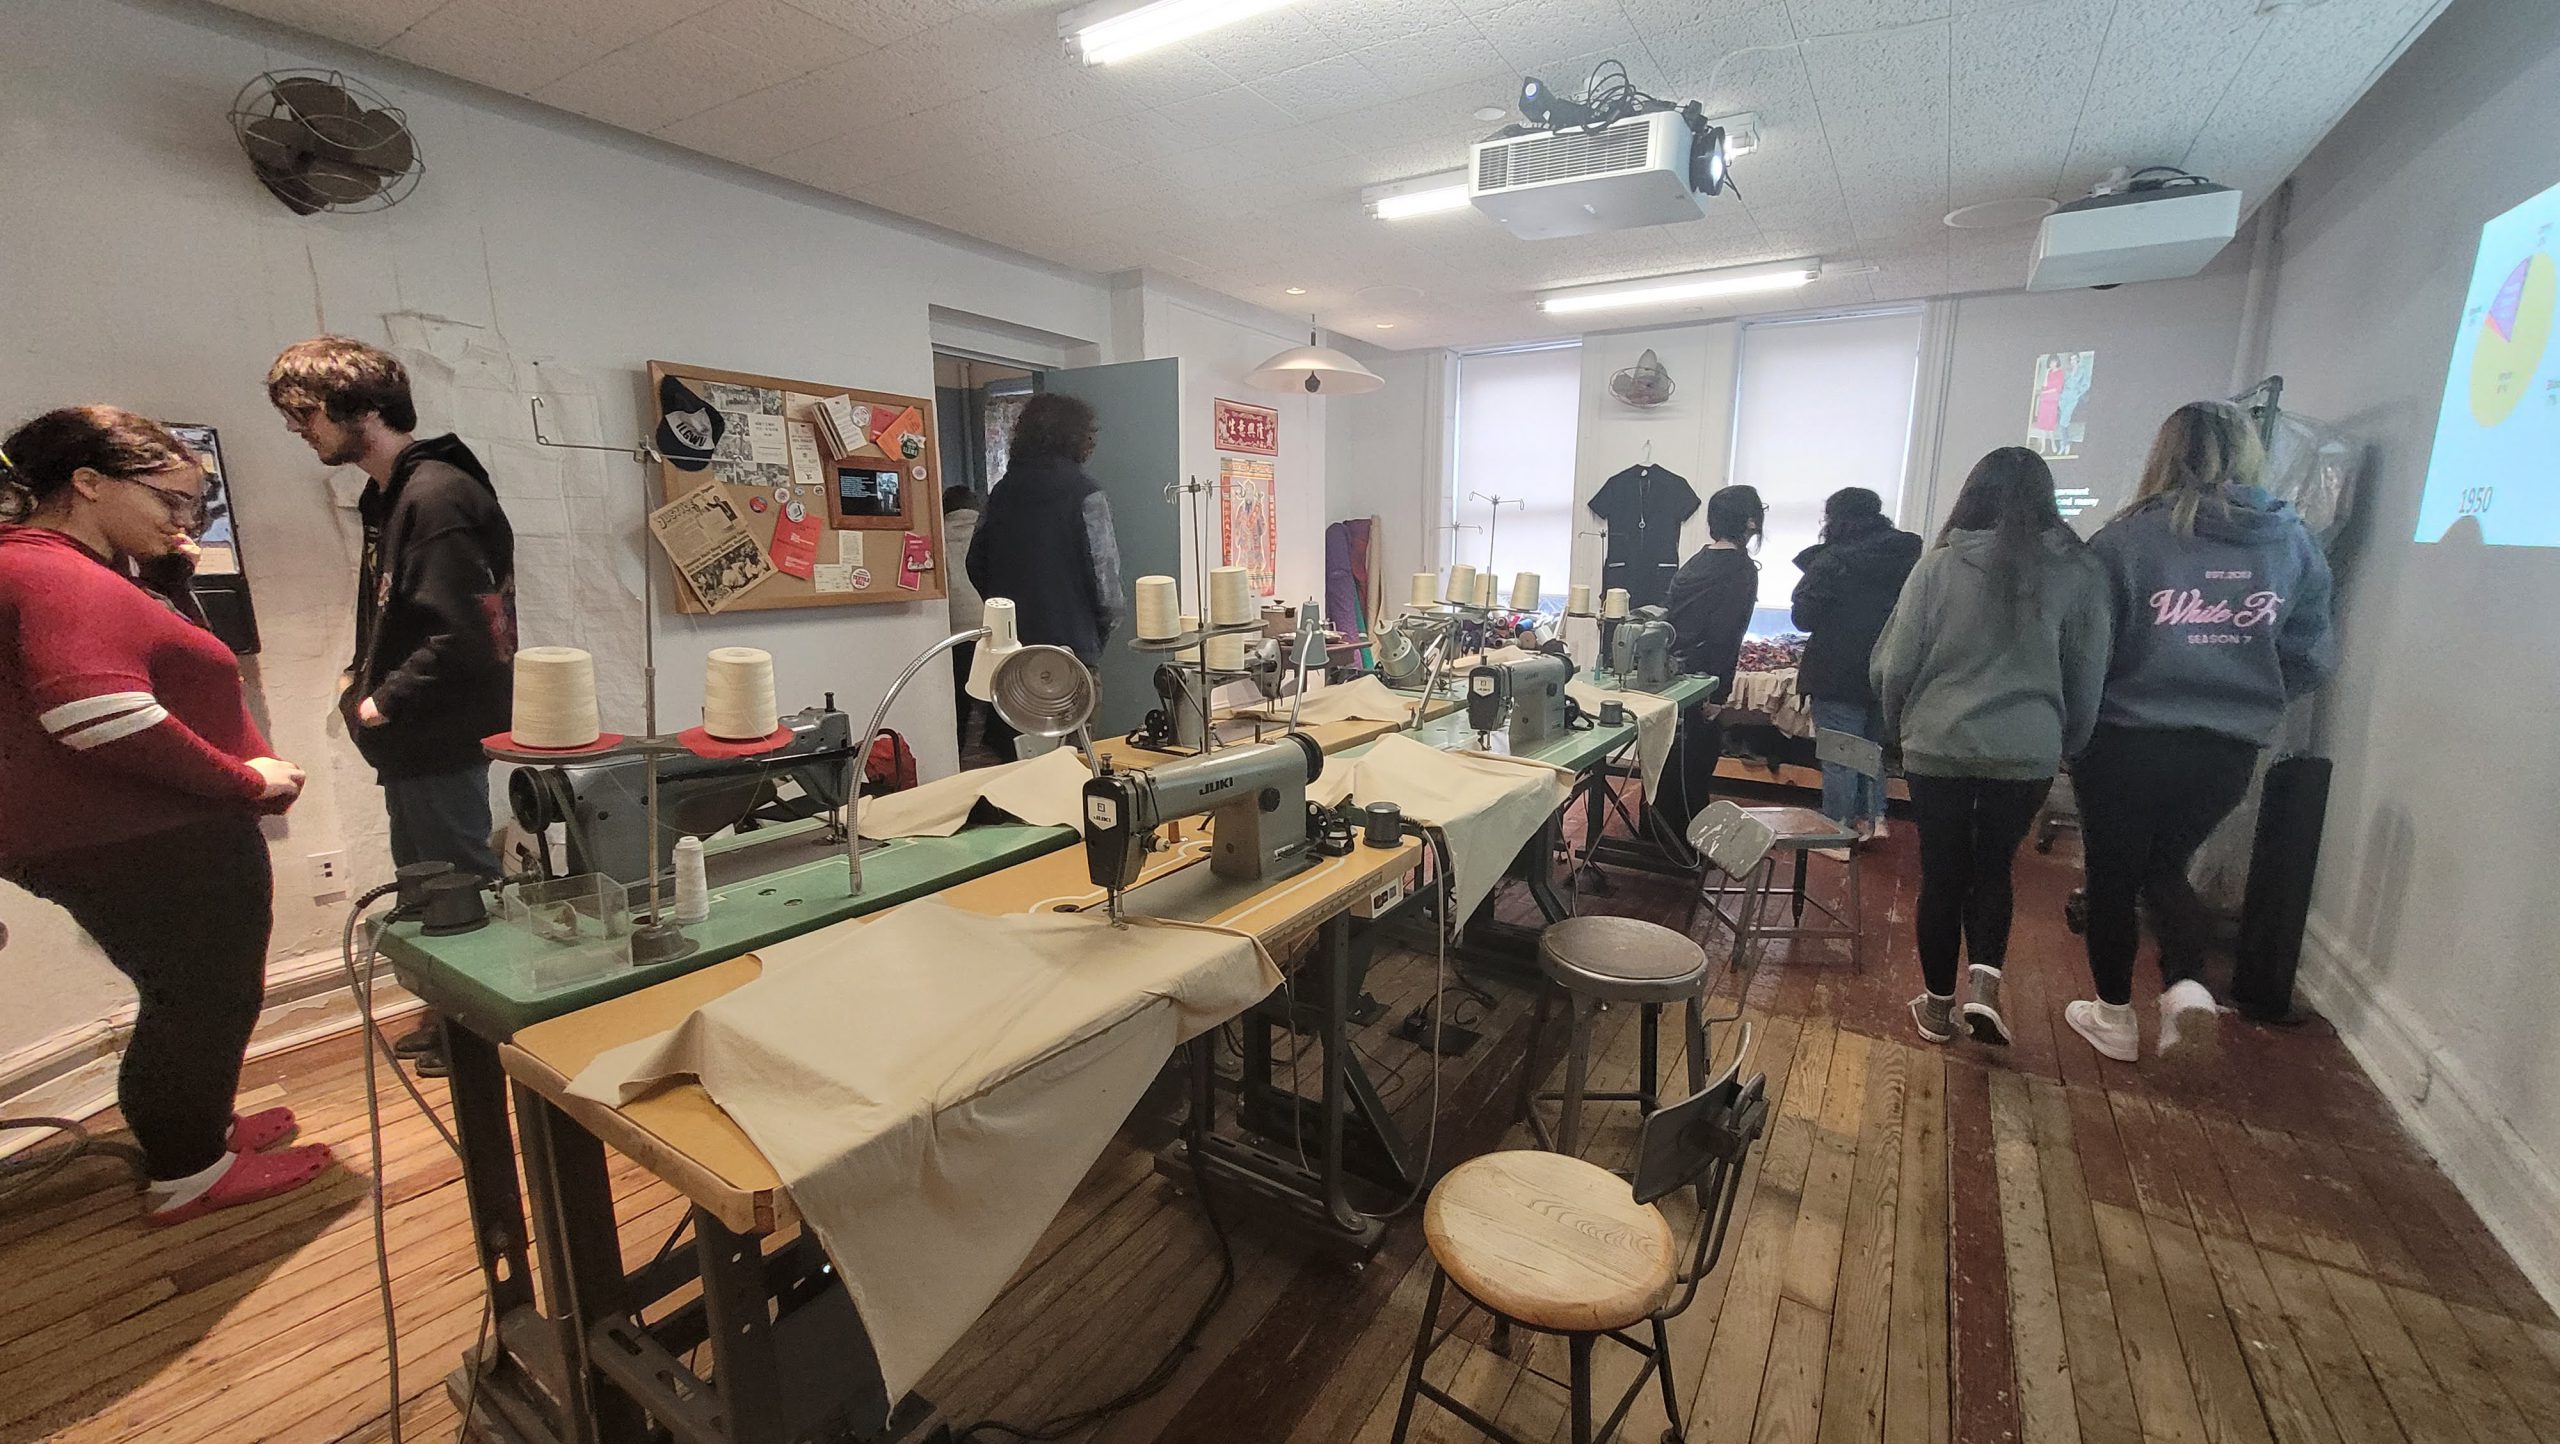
top-left (500, 833), bottom-right (1425, 1235)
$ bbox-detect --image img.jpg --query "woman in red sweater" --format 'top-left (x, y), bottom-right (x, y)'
top-left (0, 406), bottom-right (333, 1223)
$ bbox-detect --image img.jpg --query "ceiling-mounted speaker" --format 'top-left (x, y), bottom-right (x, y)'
top-left (990, 645), bottom-right (1096, 739)
top-left (229, 69), bottom-right (423, 216)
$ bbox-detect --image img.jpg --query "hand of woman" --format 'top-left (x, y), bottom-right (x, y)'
top-left (246, 756), bottom-right (306, 802)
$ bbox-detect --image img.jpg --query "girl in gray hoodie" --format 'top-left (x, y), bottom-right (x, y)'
top-left (1872, 448), bottom-right (2111, 1047)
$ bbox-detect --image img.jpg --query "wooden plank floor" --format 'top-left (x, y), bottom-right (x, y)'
top-left (5, 785), bottom-right (2558, 1444)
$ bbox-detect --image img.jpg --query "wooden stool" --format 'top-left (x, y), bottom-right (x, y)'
top-left (1392, 1037), bottom-right (1768, 1444)
top-left (1519, 916), bottom-right (1710, 1158)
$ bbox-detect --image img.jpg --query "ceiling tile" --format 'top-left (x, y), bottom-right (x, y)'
top-left (1616, 0), bottom-right (1790, 37)
top-left (532, 24), bottom-right (782, 133)
top-left (1245, 53), bottom-right (1403, 122)
top-left (686, 0), bottom-right (870, 75)
top-left (1092, 48), bottom-right (1240, 109)
top-left (1469, 0), bottom-right (1648, 76)
top-left (216, 0), bottom-right (448, 49)
top-left (1782, 0), bottom-right (1947, 38)
top-left (2061, 0), bottom-right (2267, 190)
top-left (764, 132), bottom-right (929, 192)
top-left (1150, 86), bottom-right (1305, 145)
top-left (1318, 0), bottom-right (1482, 51)
top-left (383, 0), bottom-right (612, 95)
top-left (776, 0), bottom-right (962, 49)
top-left (2178, 0), bottom-right (2440, 191)
top-left (1945, 0), bottom-right (2109, 204)
top-left (653, 79), bottom-right (835, 163)
top-left (1351, 26), bottom-right (1513, 100)
top-left (1801, 21), bottom-right (1949, 244)
top-left (1179, 6), bottom-right (1344, 78)
top-left (533, 0), bottom-right (729, 54)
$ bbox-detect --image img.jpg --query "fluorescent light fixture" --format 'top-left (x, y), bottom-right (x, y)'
top-left (1363, 169), bottom-right (1471, 221)
top-left (1536, 259), bottom-right (1821, 315)
top-left (1061, 0), bottom-right (1301, 66)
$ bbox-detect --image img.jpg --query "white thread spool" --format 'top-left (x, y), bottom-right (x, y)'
top-left (1208, 566), bottom-right (1255, 627)
top-left (1175, 614), bottom-right (1201, 662)
top-left (1409, 572), bottom-right (1437, 609)
top-left (671, 835), bottom-right (709, 924)
top-left (1510, 572), bottom-right (1541, 611)
top-left (1472, 572), bottom-right (1496, 609)
top-left (703, 646), bottom-right (779, 740)
top-left (512, 646), bottom-right (600, 749)
top-left (1133, 575), bottom-right (1181, 640)
top-left (1602, 588), bottom-right (1630, 619)
top-left (1568, 584), bottom-right (1593, 615)
top-left (1205, 630), bottom-right (1248, 672)
top-left (1445, 564), bottom-right (1477, 606)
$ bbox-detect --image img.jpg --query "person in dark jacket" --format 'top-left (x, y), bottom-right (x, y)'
top-left (0, 406), bottom-right (336, 1223)
top-left (2066, 401), bottom-right (2336, 1065)
top-left (966, 394), bottom-right (1123, 758)
top-left (1791, 487), bottom-right (1921, 836)
top-left (271, 337), bottom-right (516, 1076)
top-left (1660, 484), bottom-right (1764, 835)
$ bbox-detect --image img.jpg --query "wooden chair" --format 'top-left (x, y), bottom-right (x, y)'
top-left (1392, 1030), bottom-right (1770, 1444)
top-left (1686, 728), bottom-right (1875, 975)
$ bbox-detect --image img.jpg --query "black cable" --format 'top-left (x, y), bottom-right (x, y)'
top-left (0, 1115), bottom-right (143, 1205)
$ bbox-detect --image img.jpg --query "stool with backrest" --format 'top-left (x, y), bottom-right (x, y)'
top-left (1394, 1030), bottom-right (1769, 1444)
top-left (1517, 916), bottom-right (1710, 1158)
top-left (1686, 728), bottom-right (1877, 975)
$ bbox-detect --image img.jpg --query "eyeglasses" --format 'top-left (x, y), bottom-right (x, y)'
top-left (118, 476), bottom-right (209, 535)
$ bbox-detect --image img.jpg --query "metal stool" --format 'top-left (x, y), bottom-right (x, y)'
top-left (1687, 728), bottom-right (1876, 979)
top-left (1519, 916), bottom-right (1711, 1156)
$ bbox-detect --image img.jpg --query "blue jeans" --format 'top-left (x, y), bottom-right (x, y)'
top-left (1809, 697), bottom-right (1885, 829)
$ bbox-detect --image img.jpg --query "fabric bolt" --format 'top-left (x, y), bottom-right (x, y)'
top-left (2074, 723), bottom-right (2260, 1005)
top-left (1905, 774), bottom-right (2052, 996)
top-left (1808, 697), bottom-right (1887, 827)
top-left (1234, 674), bottom-right (1415, 726)
top-left (1588, 465), bottom-right (1699, 609)
top-left (1310, 733), bottom-right (1571, 923)
top-left (1564, 677), bottom-right (1677, 799)
top-left (568, 901), bottom-right (1277, 1401)
top-left (384, 764), bottom-right (499, 877)
top-left (855, 747), bottom-right (1089, 840)
top-left (4, 814), bottom-right (272, 1179)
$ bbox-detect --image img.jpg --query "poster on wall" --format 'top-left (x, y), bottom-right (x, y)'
top-left (1213, 398), bottom-right (1279, 456)
top-left (1220, 457), bottom-right (1277, 595)
top-left (2026, 350), bottom-right (2095, 459)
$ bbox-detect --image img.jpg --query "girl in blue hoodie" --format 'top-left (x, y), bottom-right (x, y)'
top-left (2068, 402), bottom-right (2335, 1063)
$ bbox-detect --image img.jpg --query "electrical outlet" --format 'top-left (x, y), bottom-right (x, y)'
top-left (306, 851), bottom-right (347, 899)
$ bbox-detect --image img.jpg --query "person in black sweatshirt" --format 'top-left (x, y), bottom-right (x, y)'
top-left (967, 394), bottom-right (1123, 761)
top-left (1791, 488), bottom-right (1921, 837)
top-left (1660, 484), bottom-right (1764, 835)
top-left (270, 337), bottom-right (516, 1076)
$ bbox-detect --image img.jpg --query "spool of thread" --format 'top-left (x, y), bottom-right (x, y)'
top-left (1445, 563), bottom-right (1477, 606)
top-left (1409, 572), bottom-right (1437, 609)
top-left (981, 597), bottom-right (1019, 651)
top-left (1208, 566), bottom-right (1254, 627)
top-left (1133, 575), bottom-right (1181, 640)
top-left (671, 836), bottom-right (709, 924)
top-left (512, 646), bottom-right (600, 749)
top-left (1510, 572), bottom-right (1541, 611)
top-left (1205, 630), bottom-right (1248, 672)
top-left (1472, 572), bottom-right (1497, 609)
top-left (703, 646), bottom-right (779, 741)
top-left (1175, 614), bottom-right (1202, 662)
top-left (1602, 588), bottom-right (1631, 619)
top-left (1568, 584), bottom-right (1593, 615)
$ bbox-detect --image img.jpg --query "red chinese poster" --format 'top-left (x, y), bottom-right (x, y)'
top-left (1212, 398), bottom-right (1278, 456)
top-left (1219, 458), bottom-right (1277, 596)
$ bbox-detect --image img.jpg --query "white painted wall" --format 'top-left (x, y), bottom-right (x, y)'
top-left (1567, 322), bottom-right (1743, 655)
top-left (1322, 343), bottom-right (1443, 623)
top-left (0, 0), bottom-right (1117, 1077)
top-left (2260, 0), bottom-right (2560, 1304)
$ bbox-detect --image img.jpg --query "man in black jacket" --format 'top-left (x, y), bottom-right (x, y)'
top-left (271, 337), bottom-right (516, 1074)
top-left (966, 394), bottom-right (1121, 758)
top-left (1789, 488), bottom-right (1920, 836)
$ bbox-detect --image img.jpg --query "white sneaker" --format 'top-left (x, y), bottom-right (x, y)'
top-left (2158, 980), bottom-right (2221, 1055)
top-left (1871, 818), bottom-right (1891, 841)
top-left (2066, 999), bottom-right (2140, 1062)
top-left (1910, 992), bottom-right (1955, 1044)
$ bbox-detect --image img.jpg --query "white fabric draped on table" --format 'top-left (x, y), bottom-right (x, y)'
top-left (1564, 678), bottom-right (1680, 800)
top-left (1312, 733), bottom-right (1571, 921)
top-left (855, 747), bottom-right (1088, 839)
top-left (1233, 674), bottom-right (1419, 725)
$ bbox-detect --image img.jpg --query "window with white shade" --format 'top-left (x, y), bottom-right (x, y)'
top-left (1727, 309), bottom-right (1923, 634)
top-left (1450, 342), bottom-right (1581, 612)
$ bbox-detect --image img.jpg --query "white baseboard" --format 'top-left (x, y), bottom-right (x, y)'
top-left (0, 945), bottom-right (423, 1157)
top-left (2300, 916), bottom-right (2560, 1313)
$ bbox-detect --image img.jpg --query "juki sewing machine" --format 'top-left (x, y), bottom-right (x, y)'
top-left (1081, 732), bottom-right (1326, 921)
top-left (506, 703), bottom-right (855, 884)
top-left (1608, 606), bottom-right (1680, 692)
top-left (1466, 652), bottom-right (1574, 749)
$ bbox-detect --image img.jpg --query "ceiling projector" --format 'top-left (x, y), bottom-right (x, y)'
top-left (1469, 64), bottom-right (1730, 241)
top-left (2027, 177), bottom-right (2243, 291)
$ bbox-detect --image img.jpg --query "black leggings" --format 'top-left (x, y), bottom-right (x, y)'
top-left (1906, 775), bottom-right (2053, 996)
top-left (9, 815), bottom-right (273, 1180)
top-left (2074, 724), bottom-right (2260, 1005)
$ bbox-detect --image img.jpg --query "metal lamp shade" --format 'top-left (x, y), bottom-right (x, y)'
top-left (1245, 343), bottom-right (1385, 396)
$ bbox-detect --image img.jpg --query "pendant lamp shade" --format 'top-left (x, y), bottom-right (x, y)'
top-left (1247, 322), bottom-right (1386, 396)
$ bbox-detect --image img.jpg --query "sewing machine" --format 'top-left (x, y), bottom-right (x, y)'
top-left (1081, 733), bottom-right (1325, 917)
top-left (1466, 652), bottom-right (1574, 749)
top-left (506, 704), bottom-right (854, 884)
top-left (1372, 612), bottom-right (1454, 690)
top-left (1608, 606), bottom-right (1680, 692)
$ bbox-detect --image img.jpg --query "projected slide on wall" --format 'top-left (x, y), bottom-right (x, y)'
top-left (2415, 178), bottom-right (2559, 545)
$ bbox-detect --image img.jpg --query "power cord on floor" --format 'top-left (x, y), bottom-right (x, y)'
top-left (0, 1115), bottom-right (144, 1206)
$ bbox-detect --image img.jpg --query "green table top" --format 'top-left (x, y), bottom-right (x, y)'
top-left (378, 820), bottom-right (1072, 1039)
top-left (1356, 672), bottom-right (1712, 775)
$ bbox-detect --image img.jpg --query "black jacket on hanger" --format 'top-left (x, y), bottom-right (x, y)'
top-left (1588, 464), bottom-right (1699, 609)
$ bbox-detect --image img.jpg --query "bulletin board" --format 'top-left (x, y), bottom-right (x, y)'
top-left (648, 359), bottom-right (947, 615)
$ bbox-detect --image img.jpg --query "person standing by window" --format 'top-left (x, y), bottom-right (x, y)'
top-left (270, 337), bottom-right (516, 1079)
top-left (1791, 487), bottom-right (1921, 839)
top-left (0, 407), bottom-right (335, 1223)
top-left (1871, 449), bottom-right (2110, 1046)
top-left (1661, 485), bottom-right (1764, 835)
top-left (966, 394), bottom-right (1122, 760)
top-left (2067, 402), bottom-right (2335, 1063)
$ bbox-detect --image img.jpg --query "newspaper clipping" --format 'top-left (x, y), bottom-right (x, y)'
top-left (649, 483), bottom-right (775, 612)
